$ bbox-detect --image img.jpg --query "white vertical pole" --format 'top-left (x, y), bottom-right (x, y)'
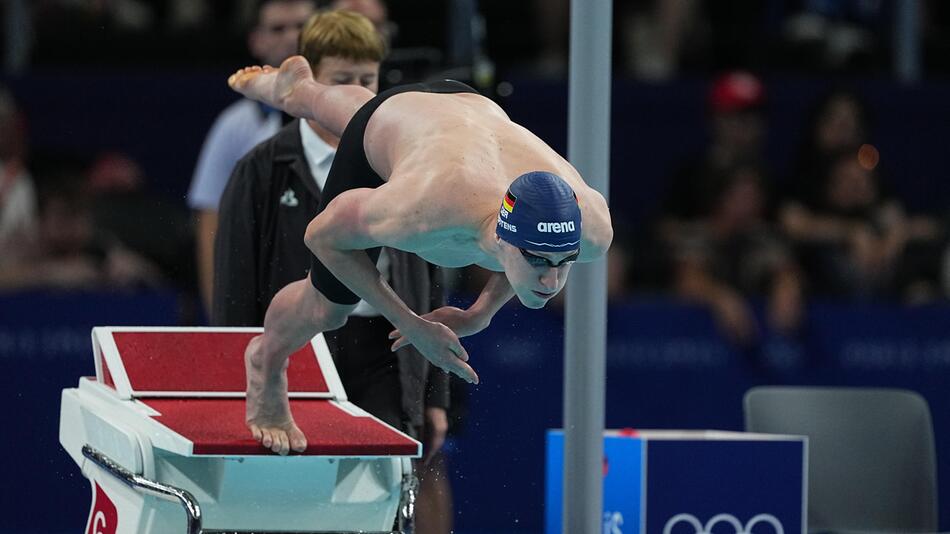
top-left (564, 0), bottom-right (612, 532)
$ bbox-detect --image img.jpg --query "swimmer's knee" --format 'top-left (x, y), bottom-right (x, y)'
top-left (304, 215), bottom-right (329, 254)
top-left (312, 301), bottom-right (351, 331)
top-left (324, 310), bottom-right (349, 331)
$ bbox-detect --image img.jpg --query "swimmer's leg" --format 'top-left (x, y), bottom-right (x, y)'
top-left (228, 56), bottom-right (374, 138)
top-left (245, 278), bottom-right (356, 455)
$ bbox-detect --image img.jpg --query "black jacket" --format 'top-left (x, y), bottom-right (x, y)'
top-left (213, 119), bottom-right (449, 424)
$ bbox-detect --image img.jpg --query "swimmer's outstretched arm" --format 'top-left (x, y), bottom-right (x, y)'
top-left (460, 272), bottom-right (515, 328)
top-left (305, 188), bottom-right (480, 384)
top-left (388, 272), bottom-right (513, 351)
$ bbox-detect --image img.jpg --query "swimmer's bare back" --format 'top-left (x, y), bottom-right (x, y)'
top-left (357, 88), bottom-right (613, 264)
top-left (230, 56), bottom-right (612, 264)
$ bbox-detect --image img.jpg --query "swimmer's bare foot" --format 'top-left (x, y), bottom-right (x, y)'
top-left (245, 335), bottom-right (307, 455)
top-left (228, 56), bottom-right (316, 119)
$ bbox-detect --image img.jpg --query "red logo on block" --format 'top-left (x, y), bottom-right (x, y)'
top-left (86, 482), bottom-right (118, 534)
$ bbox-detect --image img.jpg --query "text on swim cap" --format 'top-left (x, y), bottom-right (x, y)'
top-left (498, 215), bottom-right (518, 232)
top-left (537, 221), bottom-right (576, 233)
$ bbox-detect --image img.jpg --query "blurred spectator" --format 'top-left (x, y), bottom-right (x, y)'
top-left (780, 0), bottom-right (888, 74)
top-left (88, 151), bottom-right (146, 194)
top-left (0, 86), bottom-right (36, 270)
top-left (606, 243), bottom-right (633, 300)
top-left (325, 0), bottom-right (392, 45)
top-left (671, 162), bottom-right (802, 346)
top-left (633, 72), bottom-right (769, 294)
top-left (780, 147), bottom-right (943, 301)
top-left (661, 71), bottom-right (767, 224)
top-left (621, 0), bottom-right (699, 81)
top-left (0, 171), bottom-right (163, 291)
top-left (88, 152), bottom-right (197, 294)
top-left (532, 0), bottom-right (568, 77)
top-left (791, 88), bottom-right (871, 192)
top-left (187, 0), bottom-right (316, 315)
top-left (782, 88), bottom-right (945, 301)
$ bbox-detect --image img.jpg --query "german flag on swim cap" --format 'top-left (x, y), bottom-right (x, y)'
top-left (502, 190), bottom-right (517, 213)
top-left (496, 171), bottom-right (582, 252)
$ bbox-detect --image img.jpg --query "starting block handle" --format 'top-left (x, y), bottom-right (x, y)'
top-left (82, 444), bottom-right (407, 534)
top-left (82, 444), bottom-right (202, 534)
top-left (397, 466), bottom-right (418, 533)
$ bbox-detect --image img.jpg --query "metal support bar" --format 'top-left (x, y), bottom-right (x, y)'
top-left (81, 444), bottom-right (405, 534)
top-left (83, 444), bottom-right (203, 534)
top-left (397, 469), bottom-right (419, 532)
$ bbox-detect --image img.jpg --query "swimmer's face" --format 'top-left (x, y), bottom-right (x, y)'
top-left (251, 0), bottom-right (317, 66)
top-left (313, 57), bottom-right (380, 93)
top-left (498, 238), bottom-right (577, 309)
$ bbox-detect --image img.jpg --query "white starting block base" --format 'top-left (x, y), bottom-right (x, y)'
top-left (60, 327), bottom-right (421, 534)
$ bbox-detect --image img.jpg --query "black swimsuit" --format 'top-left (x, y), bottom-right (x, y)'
top-left (309, 79), bottom-right (478, 304)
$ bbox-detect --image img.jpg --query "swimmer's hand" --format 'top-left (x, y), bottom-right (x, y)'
top-left (397, 318), bottom-right (480, 384)
top-left (389, 306), bottom-right (489, 351)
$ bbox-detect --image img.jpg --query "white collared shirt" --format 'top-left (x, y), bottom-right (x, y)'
top-left (299, 120), bottom-right (389, 318)
top-left (299, 119), bottom-right (336, 189)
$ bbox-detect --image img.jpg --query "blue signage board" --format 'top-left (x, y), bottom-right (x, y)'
top-left (547, 430), bottom-right (643, 534)
top-left (546, 430), bottom-right (806, 534)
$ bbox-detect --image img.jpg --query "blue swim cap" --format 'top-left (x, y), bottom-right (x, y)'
top-left (496, 171), bottom-right (582, 252)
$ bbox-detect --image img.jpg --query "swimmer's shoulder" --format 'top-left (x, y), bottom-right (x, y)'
top-left (576, 187), bottom-right (613, 262)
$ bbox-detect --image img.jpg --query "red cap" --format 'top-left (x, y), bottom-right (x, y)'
top-left (709, 71), bottom-right (765, 113)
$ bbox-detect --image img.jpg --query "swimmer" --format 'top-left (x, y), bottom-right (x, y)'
top-left (229, 56), bottom-right (613, 453)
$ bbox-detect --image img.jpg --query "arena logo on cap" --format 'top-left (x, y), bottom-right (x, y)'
top-left (537, 221), bottom-right (576, 233)
top-left (662, 513), bottom-right (784, 534)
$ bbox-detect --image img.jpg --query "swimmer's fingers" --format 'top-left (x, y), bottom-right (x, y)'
top-left (390, 335), bottom-right (410, 352)
top-left (442, 343), bottom-right (477, 383)
top-left (388, 328), bottom-right (410, 352)
top-left (450, 356), bottom-right (479, 385)
top-left (390, 325), bottom-right (470, 361)
top-left (448, 340), bottom-right (470, 362)
top-left (390, 333), bottom-right (466, 359)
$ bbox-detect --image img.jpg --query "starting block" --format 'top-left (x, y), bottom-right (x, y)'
top-left (59, 327), bottom-right (421, 534)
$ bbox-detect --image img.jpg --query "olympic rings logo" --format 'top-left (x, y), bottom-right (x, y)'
top-left (663, 513), bottom-right (784, 534)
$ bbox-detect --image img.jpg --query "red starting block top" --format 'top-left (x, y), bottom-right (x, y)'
top-left (85, 327), bottom-right (420, 457)
top-left (93, 327), bottom-right (344, 399)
